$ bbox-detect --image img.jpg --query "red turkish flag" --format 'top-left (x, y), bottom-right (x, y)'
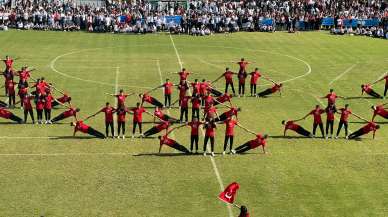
top-left (218, 182), bottom-right (240, 204)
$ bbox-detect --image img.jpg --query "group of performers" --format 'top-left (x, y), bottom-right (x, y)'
top-left (1, 56), bottom-right (387, 156)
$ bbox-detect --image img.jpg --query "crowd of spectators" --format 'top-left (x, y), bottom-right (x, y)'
top-left (0, 0), bottom-right (387, 36)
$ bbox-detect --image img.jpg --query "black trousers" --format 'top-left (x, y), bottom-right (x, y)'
top-left (105, 122), bottom-right (114, 137)
top-left (169, 142), bottom-right (190, 153)
top-left (0, 100), bottom-right (7, 107)
top-left (150, 97), bottom-right (164, 108)
top-left (19, 94), bottom-right (25, 107)
top-left (36, 109), bottom-right (43, 121)
top-left (133, 121), bottom-right (142, 134)
top-left (367, 90), bottom-right (382, 99)
top-left (235, 142), bottom-right (251, 154)
top-left (384, 85), bottom-right (388, 97)
top-left (348, 128), bottom-right (365, 139)
top-left (117, 121), bottom-right (125, 135)
top-left (215, 113), bottom-right (228, 122)
top-left (258, 88), bottom-right (273, 97)
top-left (313, 123), bottom-right (325, 137)
top-left (250, 84), bottom-right (257, 95)
top-left (164, 94), bottom-right (171, 107)
top-left (209, 88), bottom-right (222, 97)
top-left (162, 114), bottom-right (178, 122)
top-left (51, 113), bottom-right (65, 123)
top-left (224, 135), bottom-right (234, 151)
top-left (225, 82), bottom-right (235, 94)
top-left (238, 83), bottom-right (245, 95)
top-left (24, 109), bottom-right (34, 123)
top-left (295, 127), bottom-right (311, 137)
top-left (87, 127), bottom-right (106, 139)
top-left (180, 108), bottom-right (188, 122)
top-left (204, 136), bottom-right (215, 152)
top-left (44, 109), bottom-right (51, 121)
top-left (336, 121), bottom-right (349, 136)
top-left (326, 120), bottom-right (334, 135)
top-left (192, 108), bottom-right (200, 120)
top-left (190, 135), bottom-right (199, 151)
top-left (8, 94), bottom-right (15, 106)
top-left (144, 126), bottom-right (162, 137)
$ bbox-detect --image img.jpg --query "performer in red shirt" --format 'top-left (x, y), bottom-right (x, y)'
top-left (361, 84), bottom-right (382, 99)
top-left (215, 107), bottom-right (240, 122)
top-left (152, 107), bottom-right (179, 122)
top-left (18, 79), bottom-right (29, 107)
top-left (0, 107), bottom-right (23, 123)
top-left (44, 92), bottom-right (54, 124)
top-left (249, 67), bottom-right (262, 96)
top-left (130, 102), bottom-right (147, 138)
top-left (170, 68), bottom-right (193, 82)
top-left (236, 58), bottom-right (250, 74)
top-left (321, 89), bottom-right (345, 105)
top-left (214, 93), bottom-right (233, 106)
top-left (301, 105), bottom-right (325, 138)
top-left (190, 79), bottom-right (201, 96)
top-left (335, 104), bottom-right (364, 139)
top-left (71, 120), bottom-right (105, 139)
top-left (3, 67), bottom-right (14, 96)
top-left (1, 56), bottom-right (18, 70)
top-left (232, 134), bottom-right (268, 154)
top-left (348, 121), bottom-right (380, 139)
top-left (371, 104), bottom-right (388, 121)
top-left (35, 94), bottom-right (45, 123)
top-left (86, 102), bottom-right (116, 138)
top-left (22, 94), bottom-right (35, 123)
top-left (115, 105), bottom-right (130, 139)
top-left (139, 92), bottom-right (164, 108)
top-left (144, 120), bottom-right (171, 137)
top-left (258, 81), bottom-right (282, 98)
top-left (325, 104), bottom-right (337, 138)
top-left (221, 117), bottom-right (240, 155)
top-left (179, 95), bottom-right (191, 123)
top-left (237, 70), bottom-right (247, 97)
top-left (203, 119), bottom-right (217, 156)
top-left (51, 105), bottom-right (80, 123)
top-left (177, 80), bottom-right (189, 106)
top-left (6, 79), bottom-right (16, 107)
top-left (16, 66), bottom-right (35, 83)
top-left (106, 89), bottom-right (132, 107)
top-left (158, 130), bottom-right (190, 154)
top-left (191, 94), bottom-right (201, 120)
top-left (213, 68), bottom-right (237, 95)
top-left (282, 120), bottom-right (312, 137)
top-left (372, 73), bottom-right (388, 96)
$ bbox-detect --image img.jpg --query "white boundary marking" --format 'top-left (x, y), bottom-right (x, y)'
top-left (49, 48), bottom-right (152, 89)
top-left (329, 64), bottom-right (357, 85)
top-left (169, 34), bottom-right (234, 217)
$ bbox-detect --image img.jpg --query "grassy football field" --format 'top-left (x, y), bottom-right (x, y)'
top-left (1, 30), bottom-right (388, 217)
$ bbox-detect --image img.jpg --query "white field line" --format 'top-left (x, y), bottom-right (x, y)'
top-left (329, 64), bottom-right (357, 85)
top-left (169, 34), bottom-right (234, 217)
top-left (49, 49), bottom-right (152, 89)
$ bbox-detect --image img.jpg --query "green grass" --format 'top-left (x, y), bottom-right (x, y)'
top-left (1, 30), bottom-right (388, 217)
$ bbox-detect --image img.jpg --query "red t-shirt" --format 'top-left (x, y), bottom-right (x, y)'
top-left (205, 106), bottom-right (217, 117)
top-left (19, 70), bottom-right (30, 81)
top-left (75, 121), bottom-right (89, 133)
top-left (178, 71), bottom-right (189, 81)
top-left (224, 119), bottom-right (237, 136)
top-left (101, 106), bottom-right (115, 123)
top-left (325, 93), bottom-right (337, 104)
top-left (0, 108), bottom-right (12, 118)
top-left (116, 94), bottom-right (128, 106)
top-left (4, 59), bottom-right (13, 69)
top-left (362, 122), bottom-right (378, 134)
top-left (205, 122), bottom-right (216, 137)
top-left (178, 84), bottom-right (188, 98)
top-left (339, 108), bottom-right (352, 122)
top-left (36, 99), bottom-right (45, 110)
top-left (44, 95), bottom-right (53, 109)
top-left (131, 107), bottom-right (146, 122)
top-left (326, 106), bottom-right (337, 121)
top-left (181, 96), bottom-right (190, 108)
top-left (237, 61), bottom-right (248, 71)
top-left (57, 94), bottom-right (71, 103)
top-left (191, 97), bottom-right (201, 109)
top-left (156, 121), bottom-right (170, 131)
top-left (189, 121), bottom-right (201, 135)
top-left (191, 82), bottom-right (201, 95)
top-left (374, 105), bottom-right (388, 117)
top-left (160, 135), bottom-right (175, 147)
top-left (224, 71), bottom-right (234, 83)
top-left (63, 108), bottom-right (77, 118)
top-left (285, 121), bottom-right (300, 131)
top-left (37, 81), bottom-right (48, 95)
top-left (250, 71), bottom-right (261, 84)
top-left (117, 108), bottom-right (128, 122)
top-left (200, 82), bottom-right (209, 95)
top-left (154, 109), bottom-right (165, 119)
top-left (204, 95), bottom-right (214, 108)
top-left (249, 135), bottom-right (266, 149)
top-left (6, 80), bottom-right (16, 95)
top-left (22, 96), bottom-right (33, 110)
top-left (309, 108), bottom-right (324, 124)
top-left (271, 84), bottom-right (281, 93)
top-left (142, 93), bottom-right (152, 103)
top-left (224, 107), bottom-right (238, 118)
top-left (216, 94), bottom-right (232, 103)
top-left (362, 84), bottom-right (372, 93)
top-left (18, 84), bottom-right (28, 95)
top-left (164, 82), bottom-right (173, 95)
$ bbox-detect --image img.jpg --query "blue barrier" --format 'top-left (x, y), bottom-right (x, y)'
top-left (321, 17), bottom-right (334, 26)
top-left (259, 18), bottom-right (274, 26)
top-left (343, 19), bottom-right (358, 27)
top-left (165, 16), bottom-right (182, 25)
top-left (297, 21), bottom-right (305, 30)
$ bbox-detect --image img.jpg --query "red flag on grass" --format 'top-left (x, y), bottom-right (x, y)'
top-left (218, 182), bottom-right (240, 204)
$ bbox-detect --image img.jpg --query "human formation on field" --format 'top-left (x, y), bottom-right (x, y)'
top-left (1, 55), bottom-right (388, 156)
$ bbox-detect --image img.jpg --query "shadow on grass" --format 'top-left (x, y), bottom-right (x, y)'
top-left (0, 122), bottom-right (22, 125)
top-left (269, 135), bottom-right (312, 139)
top-left (49, 136), bottom-right (96, 140)
top-left (133, 152), bottom-right (260, 157)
